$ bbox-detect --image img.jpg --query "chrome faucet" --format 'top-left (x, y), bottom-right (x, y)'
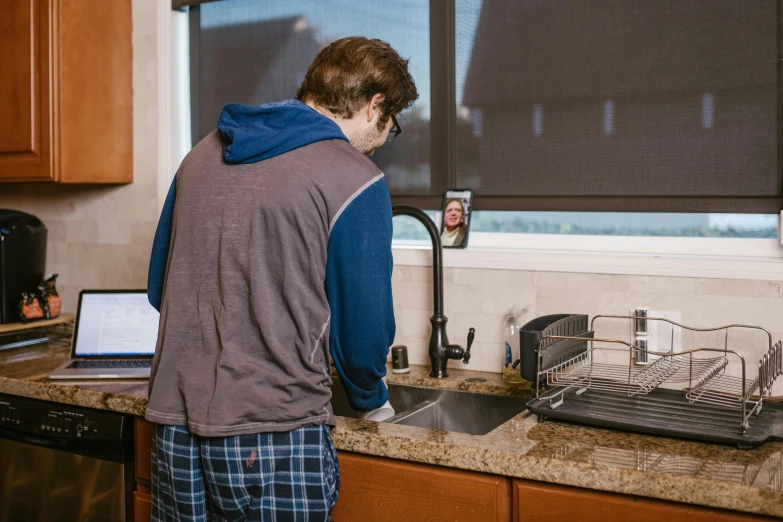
top-left (392, 205), bottom-right (475, 378)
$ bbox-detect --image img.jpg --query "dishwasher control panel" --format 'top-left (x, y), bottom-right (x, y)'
top-left (42, 409), bottom-right (101, 437)
top-left (0, 392), bottom-right (124, 440)
top-left (0, 402), bottom-right (20, 425)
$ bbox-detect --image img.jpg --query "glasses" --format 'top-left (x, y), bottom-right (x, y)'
top-left (385, 114), bottom-right (402, 143)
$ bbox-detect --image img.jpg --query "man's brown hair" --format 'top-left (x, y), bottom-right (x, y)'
top-left (296, 36), bottom-right (418, 126)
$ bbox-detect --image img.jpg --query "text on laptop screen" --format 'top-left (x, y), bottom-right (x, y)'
top-left (74, 293), bottom-right (159, 357)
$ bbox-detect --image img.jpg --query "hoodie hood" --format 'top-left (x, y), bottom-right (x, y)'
top-left (217, 99), bottom-right (349, 164)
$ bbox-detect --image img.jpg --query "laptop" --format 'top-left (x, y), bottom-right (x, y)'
top-left (48, 290), bottom-right (159, 380)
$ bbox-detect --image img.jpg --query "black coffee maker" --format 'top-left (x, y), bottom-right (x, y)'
top-left (0, 210), bottom-right (47, 324)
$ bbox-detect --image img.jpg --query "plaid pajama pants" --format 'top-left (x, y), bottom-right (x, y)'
top-left (150, 424), bottom-right (340, 522)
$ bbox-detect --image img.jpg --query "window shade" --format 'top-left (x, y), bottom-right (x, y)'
top-left (185, 0), bottom-right (782, 213)
top-left (452, 0), bottom-right (781, 212)
top-left (188, 0), bottom-right (432, 195)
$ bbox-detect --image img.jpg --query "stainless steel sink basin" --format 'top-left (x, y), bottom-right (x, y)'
top-left (330, 378), bottom-right (527, 436)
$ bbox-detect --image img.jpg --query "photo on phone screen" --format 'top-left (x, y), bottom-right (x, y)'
top-left (440, 189), bottom-right (473, 249)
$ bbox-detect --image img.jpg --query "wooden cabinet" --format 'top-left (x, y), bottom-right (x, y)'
top-left (332, 452), bottom-right (512, 522)
top-left (134, 489), bottom-right (152, 522)
top-left (512, 479), bottom-right (777, 522)
top-left (135, 416), bottom-right (153, 484)
top-left (0, 0), bottom-right (132, 183)
top-left (135, 418), bottom-right (153, 521)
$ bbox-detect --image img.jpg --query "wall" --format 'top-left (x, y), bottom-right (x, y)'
top-left (392, 265), bottom-right (783, 395)
top-left (0, 0), bottom-right (159, 313)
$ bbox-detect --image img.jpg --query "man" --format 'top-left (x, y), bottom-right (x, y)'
top-left (145, 36), bottom-right (417, 521)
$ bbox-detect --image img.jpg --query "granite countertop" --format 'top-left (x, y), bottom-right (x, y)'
top-left (1, 324), bottom-right (782, 518)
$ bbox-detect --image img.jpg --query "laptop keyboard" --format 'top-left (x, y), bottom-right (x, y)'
top-left (68, 359), bottom-right (152, 369)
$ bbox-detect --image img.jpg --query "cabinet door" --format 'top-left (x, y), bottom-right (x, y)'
top-left (0, 0), bottom-right (53, 181)
top-left (57, 0), bottom-right (132, 183)
top-left (333, 451), bottom-right (511, 522)
top-left (134, 491), bottom-right (152, 522)
top-left (513, 479), bottom-right (775, 522)
top-left (135, 417), bottom-right (153, 485)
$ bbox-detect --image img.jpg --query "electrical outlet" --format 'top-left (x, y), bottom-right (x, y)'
top-left (632, 307), bottom-right (650, 365)
top-left (647, 310), bottom-right (682, 356)
top-left (631, 309), bottom-right (682, 365)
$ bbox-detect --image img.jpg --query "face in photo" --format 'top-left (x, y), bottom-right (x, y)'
top-left (440, 190), bottom-right (473, 248)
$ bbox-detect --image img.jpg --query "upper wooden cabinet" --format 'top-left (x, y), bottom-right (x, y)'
top-left (0, 0), bottom-right (132, 183)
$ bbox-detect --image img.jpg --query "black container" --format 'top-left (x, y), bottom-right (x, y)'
top-left (0, 210), bottom-right (47, 324)
top-left (391, 345), bottom-right (409, 373)
top-left (519, 314), bottom-right (593, 381)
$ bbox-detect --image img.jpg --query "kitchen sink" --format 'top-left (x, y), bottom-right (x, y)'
top-left (330, 378), bottom-right (527, 436)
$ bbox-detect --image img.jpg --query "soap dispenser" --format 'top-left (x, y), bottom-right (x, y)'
top-left (502, 306), bottom-right (525, 385)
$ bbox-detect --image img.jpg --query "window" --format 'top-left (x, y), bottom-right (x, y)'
top-left (392, 212), bottom-right (438, 241)
top-left (179, 0), bottom-right (780, 213)
top-left (187, 0), bottom-right (431, 194)
top-left (603, 100), bottom-right (614, 136)
top-left (470, 211), bottom-right (777, 238)
top-left (174, 0), bottom-right (783, 266)
top-left (454, 0), bottom-right (781, 213)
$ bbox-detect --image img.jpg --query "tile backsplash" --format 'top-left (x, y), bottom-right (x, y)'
top-left (391, 266), bottom-right (783, 395)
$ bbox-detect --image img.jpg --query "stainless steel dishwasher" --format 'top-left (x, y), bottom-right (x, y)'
top-left (0, 393), bottom-right (134, 522)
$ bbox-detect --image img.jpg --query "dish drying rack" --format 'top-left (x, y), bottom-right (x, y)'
top-left (526, 315), bottom-right (783, 448)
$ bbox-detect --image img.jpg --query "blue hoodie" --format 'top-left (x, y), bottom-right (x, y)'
top-left (147, 99), bottom-right (395, 412)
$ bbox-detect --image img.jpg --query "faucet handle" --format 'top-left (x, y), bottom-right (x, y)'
top-left (462, 327), bottom-right (475, 364)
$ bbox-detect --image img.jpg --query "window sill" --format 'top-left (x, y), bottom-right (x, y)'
top-left (392, 234), bottom-right (783, 281)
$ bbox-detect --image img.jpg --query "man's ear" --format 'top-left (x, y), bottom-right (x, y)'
top-left (366, 93), bottom-right (386, 122)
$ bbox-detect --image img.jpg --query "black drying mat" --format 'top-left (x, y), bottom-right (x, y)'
top-left (527, 387), bottom-right (783, 449)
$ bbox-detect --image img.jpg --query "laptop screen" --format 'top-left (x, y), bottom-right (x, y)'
top-left (73, 291), bottom-right (160, 357)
